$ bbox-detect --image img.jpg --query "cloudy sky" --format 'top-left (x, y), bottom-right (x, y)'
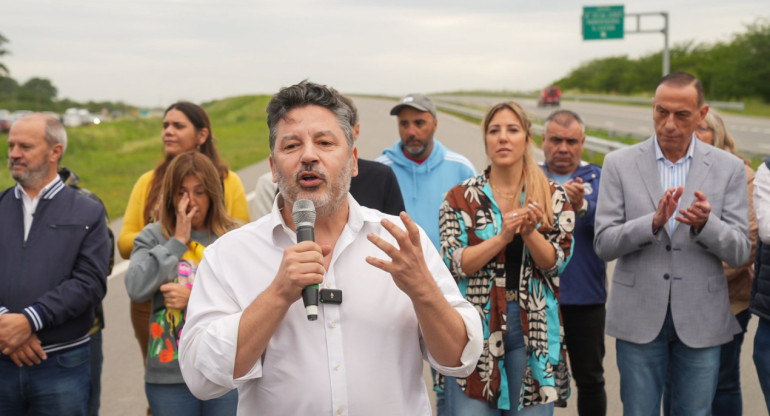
top-left (2, 0), bottom-right (765, 107)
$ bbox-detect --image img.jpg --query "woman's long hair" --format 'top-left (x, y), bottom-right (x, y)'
top-left (159, 151), bottom-right (236, 240)
top-left (483, 101), bottom-right (554, 228)
top-left (144, 101), bottom-right (229, 224)
top-left (704, 110), bottom-right (750, 165)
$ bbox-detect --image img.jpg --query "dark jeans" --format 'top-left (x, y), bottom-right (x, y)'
top-left (89, 331), bottom-right (103, 416)
top-left (713, 309), bottom-right (751, 415)
top-left (0, 343), bottom-right (91, 416)
top-left (561, 304), bottom-right (606, 416)
top-left (753, 317), bottom-right (770, 412)
top-left (145, 383), bottom-right (238, 416)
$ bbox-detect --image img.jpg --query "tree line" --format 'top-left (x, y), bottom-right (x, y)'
top-left (554, 18), bottom-right (770, 102)
top-left (0, 33), bottom-right (136, 114)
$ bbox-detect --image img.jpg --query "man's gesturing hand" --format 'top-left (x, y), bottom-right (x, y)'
top-left (653, 186), bottom-right (684, 231)
top-left (676, 190), bottom-right (711, 233)
top-left (366, 212), bottom-right (436, 300)
top-left (272, 241), bottom-right (330, 304)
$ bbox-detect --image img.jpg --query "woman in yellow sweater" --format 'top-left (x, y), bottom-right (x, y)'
top-left (118, 101), bottom-right (249, 371)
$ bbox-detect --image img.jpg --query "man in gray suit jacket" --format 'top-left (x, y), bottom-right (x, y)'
top-left (594, 72), bottom-right (751, 416)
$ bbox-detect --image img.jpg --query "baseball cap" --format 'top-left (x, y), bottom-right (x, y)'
top-left (390, 94), bottom-right (437, 118)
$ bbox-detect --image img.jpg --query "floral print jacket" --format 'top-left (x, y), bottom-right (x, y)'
top-left (439, 169), bottom-right (574, 410)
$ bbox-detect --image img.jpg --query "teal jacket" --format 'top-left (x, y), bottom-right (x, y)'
top-left (376, 140), bottom-right (476, 250)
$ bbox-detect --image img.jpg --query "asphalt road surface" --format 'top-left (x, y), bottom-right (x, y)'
top-left (101, 96), bottom-right (765, 415)
top-left (436, 95), bottom-right (770, 157)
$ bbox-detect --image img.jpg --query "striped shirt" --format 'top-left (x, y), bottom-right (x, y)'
top-left (654, 135), bottom-right (695, 233)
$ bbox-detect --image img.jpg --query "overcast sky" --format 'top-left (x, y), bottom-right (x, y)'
top-left (2, 0), bottom-right (765, 107)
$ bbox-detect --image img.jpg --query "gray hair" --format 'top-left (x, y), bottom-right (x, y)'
top-left (17, 113), bottom-right (68, 159)
top-left (266, 80), bottom-right (355, 153)
top-left (544, 109), bottom-right (585, 135)
top-left (44, 115), bottom-right (68, 157)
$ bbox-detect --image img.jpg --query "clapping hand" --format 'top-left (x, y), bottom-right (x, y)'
top-left (676, 190), bottom-right (711, 232)
top-left (562, 177), bottom-right (585, 211)
top-left (653, 186), bottom-right (684, 231)
top-left (501, 200), bottom-right (544, 241)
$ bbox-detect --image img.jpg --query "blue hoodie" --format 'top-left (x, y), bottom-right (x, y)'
top-left (540, 160), bottom-right (606, 305)
top-left (377, 140), bottom-right (476, 250)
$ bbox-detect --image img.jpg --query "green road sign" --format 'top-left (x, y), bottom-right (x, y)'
top-left (583, 5), bottom-right (624, 40)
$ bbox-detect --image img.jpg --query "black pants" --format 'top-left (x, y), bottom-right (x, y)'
top-left (562, 303), bottom-right (607, 416)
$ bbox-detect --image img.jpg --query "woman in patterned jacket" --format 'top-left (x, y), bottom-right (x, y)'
top-left (439, 101), bottom-right (574, 415)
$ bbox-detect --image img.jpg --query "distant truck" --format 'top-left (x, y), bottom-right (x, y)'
top-left (537, 86), bottom-right (561, 107)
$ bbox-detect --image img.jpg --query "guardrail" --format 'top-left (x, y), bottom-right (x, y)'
top-left (435, 101), bottom-right (629, 155)
top-left (565, 93), bottom-right (744, 111)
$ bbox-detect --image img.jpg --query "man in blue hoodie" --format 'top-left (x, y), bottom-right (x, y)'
top-left (377, 93), bottom-right (476, 251)
top-left (539, 109), bottom-right (606, 416)
top-left (376, 93), bottom-right (476, 414)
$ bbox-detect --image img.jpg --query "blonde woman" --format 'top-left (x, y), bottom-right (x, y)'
top-left (439, 102), bottom-right (573, 415)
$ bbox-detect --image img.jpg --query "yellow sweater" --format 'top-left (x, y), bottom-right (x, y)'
top-left (118, 169), bottom-right (249, 259)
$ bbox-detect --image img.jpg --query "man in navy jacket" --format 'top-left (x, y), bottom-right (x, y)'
top-left (0, 113), bottom-right (110, 415)
top-left (539, 109), bottom-right (606, 416)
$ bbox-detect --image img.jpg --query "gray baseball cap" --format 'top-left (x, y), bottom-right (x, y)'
top-left (390, 93), bottom-right (437, 118)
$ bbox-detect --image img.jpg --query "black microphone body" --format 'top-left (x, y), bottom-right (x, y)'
top-left (292, 199), bottom-right (319, 321)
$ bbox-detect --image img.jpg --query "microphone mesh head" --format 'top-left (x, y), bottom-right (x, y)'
top-left (292, 199), bottom-right (316, 227)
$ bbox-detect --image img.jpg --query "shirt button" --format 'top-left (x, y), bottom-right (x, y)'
top-left (664, 273), bottom-right (670, 280)
top-left (331, 321), bottom-right (337, 328)
top-left (333, 364), bottom-right (340, 371)
top-left (337, 408), bottom-right (344, 415)
top-left (666, 245), bottom-right (671, 251)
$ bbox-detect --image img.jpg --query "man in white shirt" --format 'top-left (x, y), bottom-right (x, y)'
top-left (179, 80), bottom-right (482, 415)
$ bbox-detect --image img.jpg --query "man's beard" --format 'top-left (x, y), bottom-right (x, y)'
top-left (403, 136), bottom-right (427, 157)
top-left (9, 153), bottom-right (51, 188)
top-left (276, 159), bottom-right (354, 218)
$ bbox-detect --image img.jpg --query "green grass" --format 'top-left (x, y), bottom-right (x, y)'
top-left (0, 95), bottom-right (272, 219)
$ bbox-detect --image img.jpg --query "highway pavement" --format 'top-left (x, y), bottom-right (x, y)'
top-left (436, 95), bottom-right (770, 157)
top-left (101, 96), bottom-right (765, 415)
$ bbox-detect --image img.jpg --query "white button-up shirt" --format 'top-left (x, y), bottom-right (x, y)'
top-left (179, 195), bottom-right (482, 415)
top-left (756, 161), bottom-right (770, 244)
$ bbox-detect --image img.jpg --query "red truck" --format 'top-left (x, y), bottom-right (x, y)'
top-left (537, 86), bottom-right (561, 107)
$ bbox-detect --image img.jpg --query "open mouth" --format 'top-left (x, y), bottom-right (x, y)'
top-left (298, 171), bottom-right (323, 188)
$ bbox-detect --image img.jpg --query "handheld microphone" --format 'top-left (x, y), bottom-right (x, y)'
top-left (292, 199), bottom-right (319, 321)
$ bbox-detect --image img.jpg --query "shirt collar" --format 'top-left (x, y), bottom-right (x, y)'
top-left (654, 134), bottom-right (695, 163)
top-left (268, 193), bottom-right (375, 246)
top-left (14, 175), bottom-right (65, 200)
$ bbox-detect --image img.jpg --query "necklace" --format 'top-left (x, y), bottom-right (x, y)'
top-left (490, 182), bottom-right (517, 201)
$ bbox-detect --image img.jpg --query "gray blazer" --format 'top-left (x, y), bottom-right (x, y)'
top-left (594, 137), bottom-right (750, 348)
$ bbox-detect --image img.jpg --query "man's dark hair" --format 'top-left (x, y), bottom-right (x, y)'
top-left (657, 72), bottom-right (705, 106)
top-left (266, 80), bottom-right (355, 153)
top-left (544, 109), bottom-right (585, 135)
top-left (338, 94), bottom-right (359, 126)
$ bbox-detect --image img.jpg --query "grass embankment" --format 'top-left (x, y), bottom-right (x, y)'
top-left (0, 95), bottom-right (272, 219)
